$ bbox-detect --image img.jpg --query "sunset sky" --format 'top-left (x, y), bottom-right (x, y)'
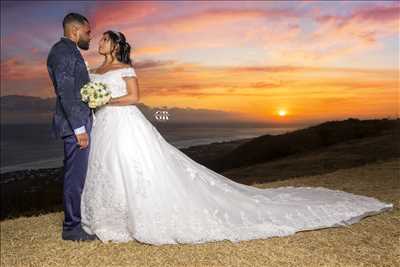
top-left (1, 1), bottom-right (399, 124)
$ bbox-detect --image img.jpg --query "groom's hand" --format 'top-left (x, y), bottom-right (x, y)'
top-left (76, 132), bottom-right (89, 149)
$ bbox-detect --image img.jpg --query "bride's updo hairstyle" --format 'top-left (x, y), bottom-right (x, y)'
top-left (104, 30), bottom-right (133, 66)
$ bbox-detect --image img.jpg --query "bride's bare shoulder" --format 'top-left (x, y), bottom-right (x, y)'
top-left (120, 63), bottom-right (133, 69)
top-left (89, 63), bottom-right (133, 74)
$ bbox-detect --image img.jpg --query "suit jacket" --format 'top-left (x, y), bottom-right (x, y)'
top-left (47, 37), bottom-right (92, 139)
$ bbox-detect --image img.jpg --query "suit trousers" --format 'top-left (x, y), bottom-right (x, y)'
top-left (61, 117), bottom-right (92, 233)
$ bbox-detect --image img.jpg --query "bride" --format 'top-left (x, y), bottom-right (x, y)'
top-left (81, 30), bottom-right (393, 245)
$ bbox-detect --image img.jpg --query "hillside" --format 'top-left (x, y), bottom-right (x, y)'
top-left (213, 118), bottom-right (399, 171)
top-left (1, 158), bottom-right (398, 267)
top-left (223, 130), bottom-right (400, 185)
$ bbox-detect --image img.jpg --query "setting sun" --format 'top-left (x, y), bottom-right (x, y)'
top-left (278, 109), bottom-right (287, 117)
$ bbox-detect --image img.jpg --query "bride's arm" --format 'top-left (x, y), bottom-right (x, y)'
top-left (108, 76), bottom-right (140, 106)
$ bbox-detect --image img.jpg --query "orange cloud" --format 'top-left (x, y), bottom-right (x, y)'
top-left (1, 57), bottom-right (48, 81)
top-left (1, 55), bottom-right (397, 122)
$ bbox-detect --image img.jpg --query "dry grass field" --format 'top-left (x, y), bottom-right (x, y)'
top-left (1, 158), bottom-right (399, 267)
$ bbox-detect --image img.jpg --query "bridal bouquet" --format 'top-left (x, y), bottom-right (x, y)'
top-left (80, 81), bottom-right (112, 108)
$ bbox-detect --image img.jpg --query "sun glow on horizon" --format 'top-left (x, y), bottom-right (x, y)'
top-left (278, 109), bottom-right (288, 117)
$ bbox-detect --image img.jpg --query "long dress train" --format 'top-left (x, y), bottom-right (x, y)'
top-left (81, 67), bottom-right (393, 245)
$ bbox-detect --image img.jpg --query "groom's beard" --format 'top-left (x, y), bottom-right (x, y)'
top-left (77, 39), bottom-right (90, 50)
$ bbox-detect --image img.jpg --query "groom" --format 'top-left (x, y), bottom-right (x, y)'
top-left (47, 13), bottom-right (97, 241)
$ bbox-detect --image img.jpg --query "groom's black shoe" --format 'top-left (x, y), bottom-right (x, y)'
top-left (78, 231), bottom-right (99, 241)
top-left (62, 227), bottom-right (99, 242)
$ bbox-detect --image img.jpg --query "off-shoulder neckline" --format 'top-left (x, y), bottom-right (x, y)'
top-left (90, 67), bottom-right (133, 75)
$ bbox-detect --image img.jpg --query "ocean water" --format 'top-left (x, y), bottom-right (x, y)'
top-left (0, 123), bottom-right (297, 173)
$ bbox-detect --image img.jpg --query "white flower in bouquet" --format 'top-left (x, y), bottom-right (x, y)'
top-left (80, 81), bottom-right (112, 108)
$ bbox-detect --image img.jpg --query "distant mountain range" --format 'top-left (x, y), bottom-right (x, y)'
top-left (0, 94), bottom-right (302, 126)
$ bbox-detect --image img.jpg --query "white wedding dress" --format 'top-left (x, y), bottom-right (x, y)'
top-left (81, 67), bottom-right (393, 245)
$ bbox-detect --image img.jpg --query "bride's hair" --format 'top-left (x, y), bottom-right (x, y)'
top-left (104, 30), bottom-right (133, 66)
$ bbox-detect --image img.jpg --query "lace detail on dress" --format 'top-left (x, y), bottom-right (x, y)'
top-left (81, 156), bottom-right (132, 242)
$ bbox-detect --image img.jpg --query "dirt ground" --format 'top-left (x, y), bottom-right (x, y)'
top-left (1, 158), bottom-right (399, 267)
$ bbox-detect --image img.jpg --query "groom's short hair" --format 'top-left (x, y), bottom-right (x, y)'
top-left (63, 13), bottom-right (89, 29)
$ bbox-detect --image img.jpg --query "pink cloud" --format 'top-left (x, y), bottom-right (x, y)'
top-left (259, 4), bottom-right (400, 65)
top-left (156, 8), bottom-right (301, 33)
top-left (358, 5), bottom-right (400, 21)
top-left (90, 3), bottom-right (302, 33)
top-left (85, 4), bottom-right (303, 55)
top-left (89, 2), bottom-right (169, 33)
top-left (1, 57), bottom-right (48, 81)
top-left (313, 4), bottom-right (399, 42)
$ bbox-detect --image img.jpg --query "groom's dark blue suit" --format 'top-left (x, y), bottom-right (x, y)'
top-left (47, 37), bottom-right (94, 239)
